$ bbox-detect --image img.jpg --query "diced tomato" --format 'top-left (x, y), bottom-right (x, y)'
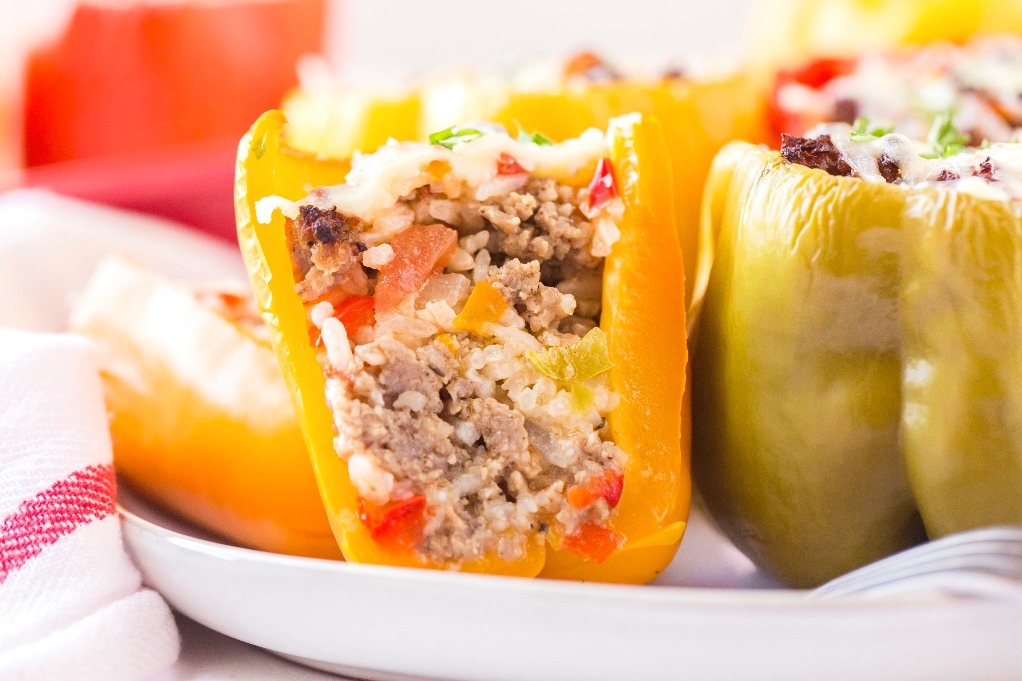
top-left (566, 470), bottom-right (624, 510)
top-left (357, 495), bottom-right (427, 553)
top-left (584, 157), bottom-right (618, 217)
top-left (770, 57), bottom-right (855, 139)
top-left (216, 292), bottom-right (245, 307)
top-left (496, 152), bottom-right (526, 176)
top-left (307, 294), bottom-right (375, 348)
top-left (374, 224), bottom-right (458, 312)
top-left (564, 51), bottom-right (603, 78)
top-left (561, 522), bottom-right (623, 563)
top-left (334, 294), bottom-right (375, 333)
top-left (784, 57), bottom-right (854, 90)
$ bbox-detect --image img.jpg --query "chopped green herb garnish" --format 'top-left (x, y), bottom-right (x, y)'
top-left (515, 121), bottom-right (554, 146)
top-left (528, 327), bottom-right (613, 384)
top-left (921, 113), bottom-right (970, 159)
top-left (849, 117), bottom-right (894, 142)
top-left (428, 126), bottom-right (484, 150)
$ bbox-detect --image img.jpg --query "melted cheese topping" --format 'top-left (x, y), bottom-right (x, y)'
top-left (811, 122), bottom-right (1022, 201)
top-left (257, 129), bottom-right (608, 230)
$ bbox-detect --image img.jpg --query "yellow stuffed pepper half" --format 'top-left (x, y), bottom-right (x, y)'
top-left (747, 0), bottom-right (1022, 70)
top-left (70, 255), bottom-right (340, 558)
top-left (283, 52), bottom-right (766, 312)
top-left (694, 122), bottom-right (1022, 587)
top-left (236, 111), bottom-right (689, 583)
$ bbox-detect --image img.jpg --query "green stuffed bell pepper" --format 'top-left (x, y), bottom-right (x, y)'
top-left (694, 123), bottom-right (1022, 587)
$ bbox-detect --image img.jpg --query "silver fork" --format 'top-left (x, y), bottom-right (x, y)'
top-left (808, 526), bottom-right (1022, 601)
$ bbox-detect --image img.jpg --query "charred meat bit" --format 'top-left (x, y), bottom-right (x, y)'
top-left (289, 205), bottom-right (366, 302)
top-left (877, 154), bottom-right (902, 184)
top-left (661, 66), bottom-right (686, 80)
top-left (975, 157), bottom-right (996, 181)
top-left (833, 98), bottom-right (860, 125)
top-left (298, 205), bottom-right (351, 246)
top-left (780, 134), bottom-right (854, 177)
top-left (935, 169), bottom-right (961, 182)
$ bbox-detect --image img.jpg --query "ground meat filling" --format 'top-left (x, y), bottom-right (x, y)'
top-left (780, 133), bottom-right (853, 177)
top-left (289, 206), bottom-right (368, 303)
top-left (293, 162), bottom-right (626, 564)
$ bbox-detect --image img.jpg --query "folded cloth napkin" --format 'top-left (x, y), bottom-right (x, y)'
top-left (0, 329), bottom-right (179, 681)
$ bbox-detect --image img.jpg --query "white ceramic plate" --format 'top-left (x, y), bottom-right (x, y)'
top-left (118, 486), bottom-right (1022, 681)
top-left (4, 191), bottom-right (1021, 681)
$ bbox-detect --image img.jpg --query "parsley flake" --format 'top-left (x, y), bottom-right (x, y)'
top-left (428, 126), bottom-right (484, 150)
top-left (849, 117), bottom-right (894, 142)
top-left (922, 113), bottom-right (970, 159)
top-left (515, 123), bottom-right (554, 146)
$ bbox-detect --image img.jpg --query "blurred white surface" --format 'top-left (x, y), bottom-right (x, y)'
top-left (328, 0), bottom-right (755, 80)
top-left (0, 190), bottom-right (244, 333)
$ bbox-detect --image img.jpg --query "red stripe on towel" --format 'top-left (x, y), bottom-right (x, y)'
top-left (0, 464), bottom-right (116, 584)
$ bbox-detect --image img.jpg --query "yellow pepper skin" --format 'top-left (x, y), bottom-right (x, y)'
top-left (747, 0), bottom-right (1022, 69)
top-left (70, 255), bottom-right (340, 559)
top-left (283, 72), bottom-right (765, 311)
top-left (694, 143), bottom-right (924, 587)
top-left (694, 143), bottom-right (1022, 587)
top-left (235, 111), bottom-right (689, 582)
top-left (901, 192), bottom-right (1022, 537)
top-left (280, 86), bottom-right (421, 159)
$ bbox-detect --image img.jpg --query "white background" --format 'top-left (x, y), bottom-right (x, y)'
top-left (327, 0), bottom-right (756, 80)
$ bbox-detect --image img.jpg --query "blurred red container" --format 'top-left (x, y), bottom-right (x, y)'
top-left (23, 0), bottom-right (326, 166)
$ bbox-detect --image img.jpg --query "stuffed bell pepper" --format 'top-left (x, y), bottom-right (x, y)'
top-left (694, 120), bottom-right (1022, 587)
top-left (283, 51), bottom-right (766, 311)
top-left (70, 255), bottom-right (340, 558)
top-left (236, 111), bottom-right (689, 583)
top-left (769, 36), bottom-right (1022, 140)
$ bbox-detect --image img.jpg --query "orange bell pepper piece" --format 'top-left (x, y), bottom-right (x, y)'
top-left (70, 254), bottom-right (340, 559)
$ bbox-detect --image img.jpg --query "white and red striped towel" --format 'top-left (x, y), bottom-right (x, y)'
top-left (0, 328), bottom-right (180, 681)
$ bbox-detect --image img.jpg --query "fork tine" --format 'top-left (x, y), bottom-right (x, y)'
top-left (814, 571), bottom-right (1022, 603)
top-left (812, 555), bottom-right (1022, 598)
top-left (809, 525), bottom-right (1022, 599)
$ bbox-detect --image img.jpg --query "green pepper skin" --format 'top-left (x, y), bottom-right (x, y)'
top-left (901, 191), bottom-right (1022, 537)
top-left (693, 143), bottom-right (926, 588)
